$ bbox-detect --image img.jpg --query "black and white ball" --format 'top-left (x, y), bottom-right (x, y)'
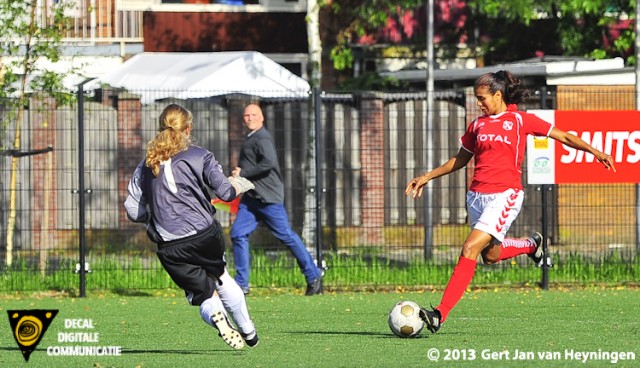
top-left (388, 300), bottom-right (425, 338)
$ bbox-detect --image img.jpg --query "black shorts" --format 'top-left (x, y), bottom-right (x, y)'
top-left (156, 220), bottom-right (227, 306)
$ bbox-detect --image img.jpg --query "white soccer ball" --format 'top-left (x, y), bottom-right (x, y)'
top-left (388, 300), bottom-right (425, 338)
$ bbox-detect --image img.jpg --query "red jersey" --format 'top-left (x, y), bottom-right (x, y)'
top-left (460, 104), bottom-right (553, 193)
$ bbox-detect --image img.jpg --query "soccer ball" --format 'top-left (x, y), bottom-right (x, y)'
top-left (388, 301), bottom-right (425, 338)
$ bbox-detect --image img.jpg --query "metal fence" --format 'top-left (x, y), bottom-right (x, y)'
top-left (0, 86), bottom-right (638, 292)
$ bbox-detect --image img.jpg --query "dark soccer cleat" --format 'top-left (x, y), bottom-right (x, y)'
top-left (528, 232), bottom-right (553, 267)
top-left (419, 305), bottom-right (442, 333)
top-left (211, 311), bottom-right (245, 350)
top-left (241, 332), bottom-right (260, 348)
top-left (305, 276), bottom-right (323, 296)
top-left (528, 232), bottom-right (544, 265)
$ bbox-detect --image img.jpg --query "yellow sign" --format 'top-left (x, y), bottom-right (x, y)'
top-left (533, 137), bottom-right (549, 149)
top-left (7, 310), bottom-right (58, 362)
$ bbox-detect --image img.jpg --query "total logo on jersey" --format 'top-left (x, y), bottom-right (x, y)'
top-left (475, 118), bottom-right (516, 145)
top-left (477, 134), bottom-right (512, 144)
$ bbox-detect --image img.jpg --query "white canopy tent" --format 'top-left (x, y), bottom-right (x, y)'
top-left (97, 51), bottom-right (311, 103)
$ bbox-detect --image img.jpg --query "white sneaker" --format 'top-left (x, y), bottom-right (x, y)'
top-left (211, 311), bottom-right (245, 350)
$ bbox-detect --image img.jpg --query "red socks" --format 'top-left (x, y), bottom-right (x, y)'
top-left (436, 239), bottom-right (535, 323)
top-left (437, 256), bottom-right (476, 323)
top-left (497, 237), bottom-right (536, 261)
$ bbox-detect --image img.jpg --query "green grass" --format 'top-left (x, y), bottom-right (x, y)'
top-left (2, 251), bottom-right (638, 293)
top-left (1, 288), bottom-right (638, 367)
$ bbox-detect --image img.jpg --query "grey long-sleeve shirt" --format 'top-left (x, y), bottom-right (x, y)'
top-left (238, 127), bottom-right (284, 204)
top-left (124, 145), bottom-right (236, 242)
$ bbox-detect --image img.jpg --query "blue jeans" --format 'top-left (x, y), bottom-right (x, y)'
top-left (230, 195), bottom-right (321, 288)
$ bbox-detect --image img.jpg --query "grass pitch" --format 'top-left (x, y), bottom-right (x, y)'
top-left (0, 287), bottom-right (638, 367)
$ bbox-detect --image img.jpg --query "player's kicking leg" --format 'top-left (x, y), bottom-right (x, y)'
top-left (216, 271), bottom-right (260, 348)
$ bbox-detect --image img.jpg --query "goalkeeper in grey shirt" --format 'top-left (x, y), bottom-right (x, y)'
top-left (230, 103), bottom-right (323, 295)
top-left (124, 104), bottom-right (258, 349)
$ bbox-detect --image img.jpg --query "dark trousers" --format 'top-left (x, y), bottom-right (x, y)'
top-left (156, 220), bottom-right (227, 306)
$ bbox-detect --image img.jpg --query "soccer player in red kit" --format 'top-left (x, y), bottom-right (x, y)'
top-left (405, 70), bottom-right (616, 333)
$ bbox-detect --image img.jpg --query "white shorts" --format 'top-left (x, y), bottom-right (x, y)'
top-left (466, 188), bottom-right (524, 243)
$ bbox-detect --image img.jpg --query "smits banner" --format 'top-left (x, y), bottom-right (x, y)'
top-left (527, 110), bottom-right (640, 184)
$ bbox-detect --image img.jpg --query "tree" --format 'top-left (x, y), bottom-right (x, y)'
top-left (317, 0), bottom-right (471, 88)
top-left (321, 0), bottom-right (637, 75)
top-left (467, 0), bottom-right (637, 65)
top-left (0, 0), bottom-right (74, 267)
top-left (320, 0), bottom-right (433, 70)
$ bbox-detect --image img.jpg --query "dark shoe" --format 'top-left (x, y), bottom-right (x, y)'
top-left (528, 232), bottom-right (553, 267)
top-left (419, 305), bottom-right (442, 333)
top-left (211, 311), bottom-right (244, 350)
top-left (305, 277), bottom-right (323, 296)
top-left (241, 331), bottom-right (260, 348)
top-left (241, 286), bottom-right (250, 295)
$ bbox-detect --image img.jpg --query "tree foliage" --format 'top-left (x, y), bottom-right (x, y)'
top-left (0, 0), bottom-right (75, 107)
top-left (322, 0), bottom-right (637, 70)
top-left (469, 0), bottom-right (637, 64)
top-left (320, 0), bottom-right (431, 70)
top-left (0, 0), bottom-right (74, 267)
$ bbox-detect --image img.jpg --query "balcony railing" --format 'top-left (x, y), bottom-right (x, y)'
top-left (35, 0), bottom-right (143, 45)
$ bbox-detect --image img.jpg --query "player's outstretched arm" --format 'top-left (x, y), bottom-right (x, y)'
top-left (549, 127), bottom-right (616, 172)
top-left (405, 148), bottom-right (473, 199)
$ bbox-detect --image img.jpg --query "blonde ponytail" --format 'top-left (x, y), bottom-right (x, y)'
top-left (145, 104), bottom-right (193, 176)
